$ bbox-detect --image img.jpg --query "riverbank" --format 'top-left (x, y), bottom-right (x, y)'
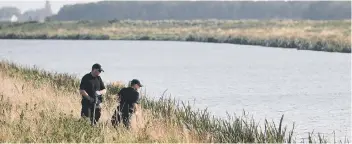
top-left (0, 60), bottom-right (347, 143)
top-left (0, 20), bottom-right (350, 53)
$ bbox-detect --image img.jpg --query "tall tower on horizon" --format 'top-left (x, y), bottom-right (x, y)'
top-left (45, 0), bottom-right (53, 15)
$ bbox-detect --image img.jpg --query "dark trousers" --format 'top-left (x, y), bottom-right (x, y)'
top-left (111, 105), bottom-right (133, 128)
top-left (81, 99), bottom-right (101, 125)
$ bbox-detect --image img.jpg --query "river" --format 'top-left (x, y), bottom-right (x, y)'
top-left (0, 39), bottom-right (351, 140)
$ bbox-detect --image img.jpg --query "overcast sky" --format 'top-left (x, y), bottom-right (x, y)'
top-left (0, 0), bottom-right (102, 14)
top-left (0, 0), bottom-right (303, 14)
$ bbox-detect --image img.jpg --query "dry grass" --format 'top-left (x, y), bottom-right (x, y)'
top-left (0, 20), bottom-right (350, 53)
top-left (0, 60), bottom-right (348, 143)
top-left (0, 66), bottom-right (201, 143)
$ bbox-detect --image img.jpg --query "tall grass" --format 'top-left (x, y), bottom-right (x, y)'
top-left (0, 60), bottom-right (348, 143)
top-left (0, 20), bottom-right (350, 53)
top-left (0, 60), bottom-right (200, 143)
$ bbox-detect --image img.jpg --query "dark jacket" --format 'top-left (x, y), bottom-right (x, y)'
top-left (118, 87), bottom-right (140, 113)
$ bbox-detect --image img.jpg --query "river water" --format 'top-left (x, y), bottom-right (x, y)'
top-left (0, 40), bottom-right (350, 141)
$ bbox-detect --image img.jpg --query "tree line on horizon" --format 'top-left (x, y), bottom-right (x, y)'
top-left (50, 1), bottom-right (351, 21)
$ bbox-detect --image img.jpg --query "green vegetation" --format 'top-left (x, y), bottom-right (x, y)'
top-left (0, 20), bottom-right (351, 53)
top-left (0, 60), bottom-right (349, 143)
top-left (51, 1), bottom-right (351, 21)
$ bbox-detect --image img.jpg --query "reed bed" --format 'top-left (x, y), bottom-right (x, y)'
top-left (0, 20), bottom-right (350, 53)
top-left (0, 60), bottom-right (348, 143)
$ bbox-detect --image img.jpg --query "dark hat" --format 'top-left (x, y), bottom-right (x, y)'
top-left (131, 79), bottom-right (143, 87)
top-left (92, 63), bottom-right (104, 72)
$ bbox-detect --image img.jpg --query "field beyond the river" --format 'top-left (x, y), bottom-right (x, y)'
top-left (0, 20), bottom-right (350, 53)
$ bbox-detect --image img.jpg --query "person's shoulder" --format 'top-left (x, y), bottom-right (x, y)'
top-left (97, 75), bottom-right (104, 80)
top-left (131, 88), bottom-right (139, 95)
top-left (82, 73), bottom-right (91, 78)
top-left (81, 73), bottom-right (91, 80)
top-left (123, 87), bottom-right (136, 94)
top-left (119, 87), bottom-right (127, 93)
top-left (127, 87), bottom-right (136, 91)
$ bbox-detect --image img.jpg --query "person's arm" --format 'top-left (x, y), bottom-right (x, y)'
top-left (117, 88), bottom-right (124, 102)
top-left (80, 90), bottom-right (89, 97)
top-left (98, 77), bottom-right (106, 95)
top-left (132, 92), bottom-right (140, 112)
top-left (133, 103), bottom-right (139, 112)
top-left (79, 76), bottom-right (91, 100)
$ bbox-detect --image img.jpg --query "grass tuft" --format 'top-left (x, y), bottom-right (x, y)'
top-left (0, 60), bottom-right (349, 142)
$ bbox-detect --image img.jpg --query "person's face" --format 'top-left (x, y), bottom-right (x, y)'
top-left (132, 84), bottom-right (141, 90)
top-left (92, 68), bottom-right (101, 76)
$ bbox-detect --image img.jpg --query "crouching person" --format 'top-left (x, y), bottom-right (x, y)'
top-left (111, 79), bottom-right (142, 129)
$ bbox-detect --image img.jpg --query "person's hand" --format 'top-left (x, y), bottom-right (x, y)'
top-left (134, 106), bottom-right (137, 113)
top-left (86, 96), bottom-right (95, 104)
top-left (98, 95), bottom-right (104, 103)
top-left (95, 91), bottom-right (102, 96)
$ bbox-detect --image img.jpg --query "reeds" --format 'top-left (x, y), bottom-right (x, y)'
top-left (0, 20), bottom-right (350, 53)
top-left (0, 60), bottom-right (348, 143)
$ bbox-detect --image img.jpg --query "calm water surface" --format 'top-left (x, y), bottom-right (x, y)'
top-left (0, 40), bottom-right (350, 140)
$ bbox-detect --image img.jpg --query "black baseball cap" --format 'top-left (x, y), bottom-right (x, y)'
top-left (92, 63), bottom-right (104, 72)
top-left (131, 79), bottom-right (143, 87)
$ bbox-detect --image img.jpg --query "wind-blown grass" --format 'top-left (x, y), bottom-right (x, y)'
top-left (0, 60), bottom-right (349, 143)
top-left (0, 20), bottom-right (350, 53)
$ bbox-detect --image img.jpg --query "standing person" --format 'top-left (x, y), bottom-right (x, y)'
top-left (79, 63), bottom-right (106, 125)
top-left (111, 79), bottom-right (142, 129)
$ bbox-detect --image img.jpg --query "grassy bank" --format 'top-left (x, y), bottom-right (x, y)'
top-left (0, 60), bottom-right (348, 143)
top-left (0, 20), bottom-right (351, 53)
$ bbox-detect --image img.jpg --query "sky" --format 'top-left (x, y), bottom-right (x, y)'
top-left (0, 0), bottom-right (321, 14)
top-left (0, 0), bottom-right (102, 14)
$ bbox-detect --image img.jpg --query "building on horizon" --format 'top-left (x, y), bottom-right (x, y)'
top-left (0, 15), bottom-right (18, 22)
top-left (18, 0), bottom-right (53, 22)
top-left (0, 6), bottom-right (20, 22)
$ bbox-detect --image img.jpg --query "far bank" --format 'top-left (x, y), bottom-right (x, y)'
top-left (0, 20), bottom-right (350, 53)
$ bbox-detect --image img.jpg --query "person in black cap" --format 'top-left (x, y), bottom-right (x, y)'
top-left (79, 63), bottom-right (106, 125)
top-left (111, 79), bottom-right (143, 129)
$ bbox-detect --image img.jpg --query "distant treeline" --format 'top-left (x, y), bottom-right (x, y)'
top-left (51, 1), bottom-right (351, 21)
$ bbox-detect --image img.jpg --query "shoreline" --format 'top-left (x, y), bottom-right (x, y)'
top-left (0, 34), bottom-right (350, 53)
top-left (0, 60), bottom-right (350, 142)
top-left (0, 38), bottom-right (351, 55)
top-left (0, 20), bottom-right (350, 53)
